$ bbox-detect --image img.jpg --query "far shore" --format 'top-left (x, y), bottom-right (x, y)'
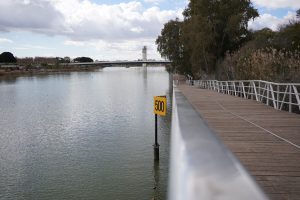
top-left (0, 65), bottom-right (103, 78)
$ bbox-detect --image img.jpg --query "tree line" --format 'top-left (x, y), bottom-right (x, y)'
top-left (0, 52), bottom-right (94, 64)
top-left (156, 0), bottom-right (300, 82)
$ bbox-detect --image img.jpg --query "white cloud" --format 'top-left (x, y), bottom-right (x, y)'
top-left (0, 0), bottom-right (65, 34)
top-left (252, 0), bottom-right (300, 9)
top-left (52, 0), bottom-right (182, 40)
top-left (64, 40), bottom-right (86, 46)
top-left (0, 0), bottom-right (183, 60)
top-left (13, 47), bottom-right (29, 50)
top-left (248, 11), bottom-right (297, 31)
top-left (0, 0), bottom-right (182, 41)
top-left (248, 14), bottom-right (281, 30)
top-left (13, 45), bottom-right (55, 51)
top-left (63, 38), bottom-right (161, 60)
top-left (144, 0), bottom-right (163, 5)
top-left (26, 45), bottom-right (55, 50)
top-left (130, 27), bottom-right (144, 33)
top-left (0, 38), bottom-right (13, 43)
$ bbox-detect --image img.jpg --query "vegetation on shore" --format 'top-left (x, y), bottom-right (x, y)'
top-left (0, 52), bottom-right (17, 63)
top-left (0, 65), bottom-right (101, 77)
top-left (156, 0), bottom-right (300, 82)
top-left (0, 53), bottom-right (99, 76)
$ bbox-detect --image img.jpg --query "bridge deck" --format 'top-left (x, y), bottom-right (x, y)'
top-left (177, 84), bottom-right (300, 200)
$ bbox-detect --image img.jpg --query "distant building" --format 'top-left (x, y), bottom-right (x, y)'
top-left (17, 57), bottom-right (58, 66)
top-left (142, 46), bottom-right (147, 61)
top-left (34, 57), bottom-right (57, 65)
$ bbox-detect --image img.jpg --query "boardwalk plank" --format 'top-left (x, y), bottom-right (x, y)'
top-left (177, 84), bottom-right (300, 200)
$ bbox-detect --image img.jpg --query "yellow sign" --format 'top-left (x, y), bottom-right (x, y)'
top-left (154, 96), bottom-right (167, 116)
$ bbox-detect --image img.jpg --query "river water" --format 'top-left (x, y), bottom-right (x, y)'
top-left (0, 67), bottom-right (172, 200)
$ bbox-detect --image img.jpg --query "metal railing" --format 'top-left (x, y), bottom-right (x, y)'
top-left (193, 80), bottom-right (300, 113)
top-left (168, 87), bottom-right (268, 200)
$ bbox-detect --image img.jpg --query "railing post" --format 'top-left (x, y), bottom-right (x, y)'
top-left (270, 84), bottom-right (277, 109)
top-left (289, 85), bottom-right (292, 112)
top-left (213, 81), bottom-right (216, 91)
top-left (277, 85), bottom-right (280, 109)
top-left (226, 82), bottom-right (229, 94)
top-left (238, 82), bottom-right (241, 97)
top-left (233, 82), bottom-right (237, 96)
top-left (251, 85), bottom-right (254, 100)
top-left (267, 84), bottom-right (269, 106)
top-left (292, 85), bottom-right (300, 111)
top-left (241, 82), bottom-right (246, 98)
top-left (258, 81), bottom-right (261, 101)
top-left (252, 81), bottom-right (258, 101)
top-left (279, 86), bottom-right (288, 110)
top-left (214, 81), bottom-right (215, 90)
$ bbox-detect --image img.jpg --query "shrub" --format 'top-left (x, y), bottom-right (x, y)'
top-left (218, 46), bottom-right (300, 82)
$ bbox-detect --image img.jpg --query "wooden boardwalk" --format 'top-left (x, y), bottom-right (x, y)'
top-left (177, 84), bottom-right (300, 200)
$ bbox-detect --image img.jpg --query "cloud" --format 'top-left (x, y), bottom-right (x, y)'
top-left (0, 37), bottom-right (13, 44)
top-left (0, 0), bottom-right (182, 41)
top-left (0, 0), bottom-right (65, 34)
top-left (64, 40), bottom-right (86, 46)
top-left (13, 45), bottom-right (55, 51)
top-left (0, 0), bottom-right (184, 60)
top-left (13, 47), bottom-right (29, 50)
top-left (63, 38), bottom-right (161, 60)
top-left (252, 0), bottom-right (300, 9)
top-left (144, 0), bottom-right (163, 5)
top-left (54, 0), bottom-right (182, 40)
top-left (26, 45), bottom-right (55, 50)
top-left (248, 11), bottom-right (297, 31)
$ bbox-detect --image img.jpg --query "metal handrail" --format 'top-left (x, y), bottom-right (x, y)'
top-left (168, 87), bottom-right (268, 200)
top-left (193, 80), bottom-right (300, 113)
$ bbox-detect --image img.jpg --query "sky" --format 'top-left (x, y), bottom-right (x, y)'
top-left (0, 0), bottom-right (299, 61)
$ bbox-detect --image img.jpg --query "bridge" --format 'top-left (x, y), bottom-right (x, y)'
top-left (66, 60), bottom-right (171, 67)
top-left (170, 79), bottom-right (300, 200)
top-left (66, 47), bottom-right (170, 67)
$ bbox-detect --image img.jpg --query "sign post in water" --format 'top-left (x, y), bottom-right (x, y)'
top-left (153, 96), bottom-right (167, 161)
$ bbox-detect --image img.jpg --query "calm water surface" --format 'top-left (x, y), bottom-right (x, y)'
top-left (0, 67), bottom-right (172, 200)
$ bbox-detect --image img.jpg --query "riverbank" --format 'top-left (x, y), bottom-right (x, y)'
top-left (0, 66), bottom-right (103, 77)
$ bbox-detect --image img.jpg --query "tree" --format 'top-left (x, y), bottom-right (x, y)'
top-left (156, 19), bottom-right (191, 75)
top-left (251, 28), bottom-right (276, 49)
top-left (63, 57), bottom-right (71, 63)
top-left (273, 23), bottom-right (300, 51)
top-left (74, 57), bottom-right (94, 63)
top-left (156, 0), bottom-right (259, 78)
top-left (0, 52), bottom-right (17, 63)
top-left (182, 15), bottom-right (216, 76)
top-left (183, 0), bottom-right (258, 77)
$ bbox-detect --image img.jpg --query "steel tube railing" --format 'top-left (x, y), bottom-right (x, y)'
top-left (194, 80), bottom-right (300, 113)
top-left (168, 87), bottom-right (268, 200)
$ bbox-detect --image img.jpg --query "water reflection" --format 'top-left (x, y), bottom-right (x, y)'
top-left (0, 67), bottom-right (171, 200)
top-left (0, 76), bottom-right (18, 84)
top-left (152, 160), bottom-right (161, 200)
top-left (143, 66), bottom-right (148, 91)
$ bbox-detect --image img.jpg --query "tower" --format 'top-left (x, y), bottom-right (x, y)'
top-left (142, 46), bottom-right (147, 61)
